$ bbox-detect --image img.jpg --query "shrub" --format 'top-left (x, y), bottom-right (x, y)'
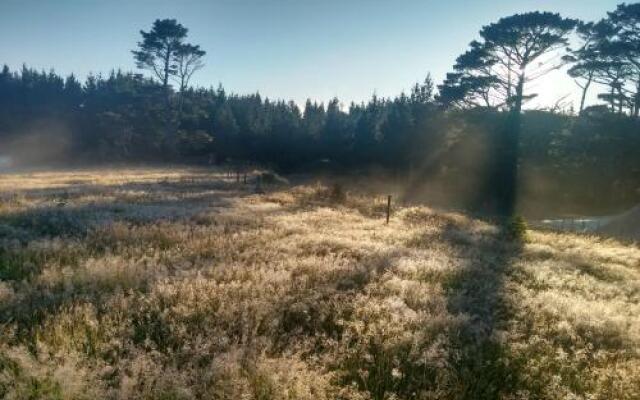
top-left (504, 215), bottom-right (527, 241)
top-left (328, 183), bottom-right (346, 203)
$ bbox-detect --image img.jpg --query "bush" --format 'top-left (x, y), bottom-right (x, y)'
top-left (504, 215), bottom-right (527, 241)
top-left (328, 183), bottom-right (346, 203)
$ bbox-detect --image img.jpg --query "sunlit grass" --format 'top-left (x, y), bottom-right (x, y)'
top-left (0, 168), bottom-right (639, 399)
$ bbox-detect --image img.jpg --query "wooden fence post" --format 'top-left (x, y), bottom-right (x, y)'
top-left (386, 195), bottom-right (391, 224)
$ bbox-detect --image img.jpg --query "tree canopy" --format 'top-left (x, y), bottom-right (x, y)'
top-left (132, 19), bottom-right (206, 92)
top-left (438, 12), bottom-right (578, 112)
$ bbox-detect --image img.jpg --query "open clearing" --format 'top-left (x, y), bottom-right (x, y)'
top-left (1, 168), bottom-right (639, 399)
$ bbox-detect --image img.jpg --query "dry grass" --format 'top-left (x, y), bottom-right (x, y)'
top-left (1, 168), bottom-right (639, 399)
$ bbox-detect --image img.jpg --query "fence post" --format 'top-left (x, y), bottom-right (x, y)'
top-left (386, 195), bottom-right (391, 224)
top-left (256, 174), bottom-right (263, 193)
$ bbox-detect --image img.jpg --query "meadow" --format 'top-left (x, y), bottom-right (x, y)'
top-left (0, 168), bottom-right (639, 399)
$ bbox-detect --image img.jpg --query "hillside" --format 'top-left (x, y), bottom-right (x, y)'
top-left (1, 168), bottom-right (639, 399)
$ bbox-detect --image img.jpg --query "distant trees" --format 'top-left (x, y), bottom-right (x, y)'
top-left (565, 3), bottom-right (640, 116)
top-left (1, 5), bottom-right (640, 215)
top-left (132, 19), bottom-right (206, 93)
top-left (565, 22), bottom-right (602, 114)
top-left (131, 19), bottom-right (207, 151)
top-left (0, 64), bottom-right (639, 214)
top-left (439, 12), bottom-right (578, 215)
top-left (173, 43), bottom-right (206, 94)
top-left (410, 74), bottom-right (435, 104)
top-left (438, 13), bottom-right (577, 112)
top-left (436, 4), bottom-right (640, 215)
top-left (608, 3), bottom-right (640, 116)
top-left (133, 19), bottom-right (187, 89)
top-left (438, 12), bottom-right (578, 114)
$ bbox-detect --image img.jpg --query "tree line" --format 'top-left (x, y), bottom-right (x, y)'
top-left (0, 6), bottom-right (639, 216)
top-left (436, 3), bottom-right (640, 214)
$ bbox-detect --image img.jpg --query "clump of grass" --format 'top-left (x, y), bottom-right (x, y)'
top-left (0, 247), bottom-right (42, 281)
top-left (285, 182), bottom-right (348, 208)
top-left (1, 209), bottom-right (89, 239)
top-left (504, 215), bottom-right (528, 241)
top-left (326, 183), bottom-right (347, 203)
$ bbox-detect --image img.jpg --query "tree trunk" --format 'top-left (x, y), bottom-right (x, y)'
top-left (161, 45), bottom-right (177, 159)
top-left (500, 74), bottom-right (524, 217)
top-left (507, 59), bottom-right (512, 106)
top-left (579, 73), bottom-right (593, 115)
top-left (513, 75), bottom-right (525, 114)
top-left (610, 85), bottom-right (616, 113)
top-left (618, 87), bottom-right (624, 115)
top-left (162, 46), bottom-right (171, 89)
top-left (635, 77), bottom-right (640, 118)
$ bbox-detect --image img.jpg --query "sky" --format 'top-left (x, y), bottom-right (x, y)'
top-left (0, 0), bottom-right (622, 109)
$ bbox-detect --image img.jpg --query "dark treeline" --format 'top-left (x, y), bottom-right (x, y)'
top-left (0, 65), bottom-right (438, 169)
top-left (1, 65), bottom-right (638, 216)
top-left (1, 5), bottom-right (640, 216)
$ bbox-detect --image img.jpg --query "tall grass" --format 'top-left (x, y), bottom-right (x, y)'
top-left (0, 168), bottom-right (639, 399)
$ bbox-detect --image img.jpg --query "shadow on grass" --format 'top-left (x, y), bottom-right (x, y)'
top-left (264, 192), bottom-right (531, 399)
top-left (437, 221), bottom-right (525, 399)
top-left (0, 174), bottom-right (269, 241)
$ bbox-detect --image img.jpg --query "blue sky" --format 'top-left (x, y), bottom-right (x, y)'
top-left (0, 0), bottom-right (621, 108)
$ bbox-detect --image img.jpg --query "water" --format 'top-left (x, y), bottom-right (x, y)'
top-left (536, 216), bottom-right (614, 233)
top-left (0, 156), bottom-right (13, 172)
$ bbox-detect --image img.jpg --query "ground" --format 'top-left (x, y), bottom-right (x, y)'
top-left (0, 168), bottom-right (639, 400)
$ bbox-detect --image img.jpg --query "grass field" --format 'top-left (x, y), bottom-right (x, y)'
top-left (1, 168), bottom-right (639, 399)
